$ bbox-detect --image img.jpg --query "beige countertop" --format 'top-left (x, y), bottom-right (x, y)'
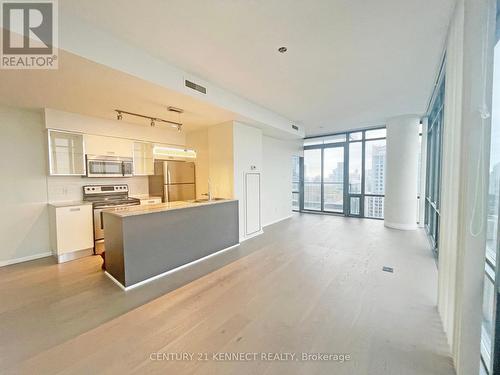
top-left (103, 199), bottom-right (237, 218)
top-left (48, 201), bottom-right (92, 208)
top-left (129, 194), bottom-right (162, 200)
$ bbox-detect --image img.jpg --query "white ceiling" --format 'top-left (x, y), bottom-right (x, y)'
top-left (60, 0), bottom-right (454, 136)
top-left (0, 50), bottom-right (236, 132)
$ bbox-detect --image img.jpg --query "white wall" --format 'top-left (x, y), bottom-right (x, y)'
top-left (47, 176), bottom-right (149, 202)
top-left (208, 122), bottom-right (234, 199)
top-left (0, 106), bottom-right (51, 265)
top-left (384, 115), bottom-right (420, 230)
top-left (262, 136), bottom-right (302, 226)
top-left (233, 122), bottom-right (263, 241)
top-left (186, 128), bottom-right (209, 199)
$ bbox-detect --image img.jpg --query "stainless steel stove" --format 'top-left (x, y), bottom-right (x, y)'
top-left (83, 184), bottom-right (140, 254)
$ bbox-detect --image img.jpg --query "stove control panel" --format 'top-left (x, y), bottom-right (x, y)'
top-left (83, 184), bottom-right (129, 196)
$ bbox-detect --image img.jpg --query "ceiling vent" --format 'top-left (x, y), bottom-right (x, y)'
top-left (185, 80), bottom-right (207, 94)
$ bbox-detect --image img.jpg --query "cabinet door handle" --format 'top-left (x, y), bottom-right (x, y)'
top-left (69, 208), bottom-right (81, 212)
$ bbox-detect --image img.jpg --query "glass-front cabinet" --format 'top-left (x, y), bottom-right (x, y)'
top-left (47, 129), bottom-right (85, 176)
top-left (133, 141), bottom-right (154, 176)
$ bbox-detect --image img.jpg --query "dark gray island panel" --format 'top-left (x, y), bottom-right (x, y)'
top-left (103, 200), bottom-right (239, 288)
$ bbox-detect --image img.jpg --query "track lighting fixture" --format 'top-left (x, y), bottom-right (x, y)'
top-left (114, 109), bottom-right (182, 131)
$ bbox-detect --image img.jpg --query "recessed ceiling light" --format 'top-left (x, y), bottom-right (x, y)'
top-left (278, 46), bottom-right (287, 53)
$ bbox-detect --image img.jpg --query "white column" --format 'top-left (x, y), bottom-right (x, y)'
top-left (384, 115), bottom-right (420, 230)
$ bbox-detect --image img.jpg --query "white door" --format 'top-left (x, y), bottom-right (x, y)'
top-left (245, 173), bottom-right (261, 236)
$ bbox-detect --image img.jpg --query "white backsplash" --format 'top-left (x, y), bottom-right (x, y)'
top-left (47, 176), bottom-right (149, 202)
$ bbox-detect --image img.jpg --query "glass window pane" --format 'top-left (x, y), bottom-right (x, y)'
top-left (292, 156), bottom-right (300, 193)
top-left (365, 128), bottom-right (386, 139)
top-left (364, 140), bottom-right (386, 195)
top-left (323, 147), bottom-right (344, 212)
top-left (292, 192), bottom-right (299, 211)
top-left (350, 197), bottom-right (360, 215)
top-left (486, 39), bottom-right (500, 268)
top-left (304, 149), bottom-right (322, 211)
top-left (479, 360), bottom-right (488, 375)
top-left (323, 134), bottom-right (346, 144)
top-left (365, 196), bottom-right (384, 219)
top-left (349, 132), bottom-right (362, 141)
top-left (349, 142), bottom-right (362, 194)
top-left (304, 138), bottom-right (323, 147)
top-left (481, 276), bottom-right (494, 372)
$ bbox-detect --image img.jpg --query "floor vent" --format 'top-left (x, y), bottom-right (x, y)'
top-left (185, 80), bottom-right (207, 94)
top-left (382, 266), bottom-right (394, 273)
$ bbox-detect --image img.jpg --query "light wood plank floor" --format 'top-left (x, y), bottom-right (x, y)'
top-left (0, 213), bottom-right (455, 374)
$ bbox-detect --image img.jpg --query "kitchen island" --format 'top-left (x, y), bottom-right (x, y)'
top-left (102, 199), bottom-right (239, 289)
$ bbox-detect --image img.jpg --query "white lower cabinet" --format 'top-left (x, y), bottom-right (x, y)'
top-left (49, 203), bottom-right (94, 263)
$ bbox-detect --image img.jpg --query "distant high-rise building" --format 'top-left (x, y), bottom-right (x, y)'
top-left (366, 145), bottom-right (386, 218)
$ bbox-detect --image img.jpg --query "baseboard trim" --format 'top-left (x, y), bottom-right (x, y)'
top-left (263, 214), bottom-right (293, 228)
top-left (105, 243), bottom-right (241, 291)
top-left (55, 248), bottom-right (93, 263)
top-left (0, 251), bottom-right (52, 267)
top-left (384, 221), bottom-right (418, 231)
top-left (241, 230), bottom-right (263, 242)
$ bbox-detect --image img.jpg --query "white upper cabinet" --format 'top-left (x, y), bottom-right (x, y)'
top-left (133, 141), bottom-right (154, 175)
top-left (84, 134), bottom-right (133, 158)
top-left (48, 130), bottom-right (85, 175)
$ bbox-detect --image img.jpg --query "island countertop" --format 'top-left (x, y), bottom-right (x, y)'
top-left (104, 199), bottom-right (237, 218)
top-left (102, 199), bottom-right (239, 288)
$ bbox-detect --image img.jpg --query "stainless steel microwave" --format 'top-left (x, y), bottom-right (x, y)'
top-left (86, 156), bottom-right (133, 177)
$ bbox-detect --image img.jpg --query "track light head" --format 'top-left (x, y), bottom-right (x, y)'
top-left (150, 119), bottom-right (155, 127)
top-left (167, 106), bottom-right (184, 114)
top-left (116, 111), bottom-right (123, 121)
top-left (177, 124), bottom-right (182, 132)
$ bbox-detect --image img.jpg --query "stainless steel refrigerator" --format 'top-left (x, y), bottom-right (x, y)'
top-left (148, 161), bottom-right (196, 202)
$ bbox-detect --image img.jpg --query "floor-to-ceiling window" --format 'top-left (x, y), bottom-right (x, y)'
top-left (425, 69), bottom-right (445, 254)
top-left (292, 155), bottom-right (302, 211)
top-left (302, 127), bottom-right (386, 219)
top-left (303, 148), bottom-right (322, 211)
top-left (363, 129), bottom-right (387, 219)
top-left (480, 6), bottom-right (500, 373)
